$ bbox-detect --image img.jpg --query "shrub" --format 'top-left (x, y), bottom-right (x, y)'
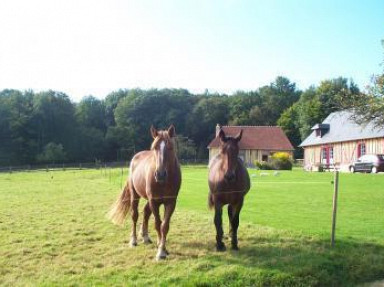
top-left (271, 152), bottom-right (291, 161)
top-left (254, 160), bottom-right (274, 170)
top-left (261, 161), bottom-right (274, 170)
top-left (271, 152), bottom-right (293, 170)
top-left (254, 160), bottom-right (262, 169)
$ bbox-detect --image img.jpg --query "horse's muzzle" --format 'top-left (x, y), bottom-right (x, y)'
top-left (155, 170), bottom-right (167, 183)
top-left (224, 171), bottom-right (236, 183)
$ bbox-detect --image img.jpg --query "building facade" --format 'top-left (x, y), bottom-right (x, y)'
top-left (207, 125), bottom-right (294, 166)
top-left (300, 111), bottom-right (384, 171)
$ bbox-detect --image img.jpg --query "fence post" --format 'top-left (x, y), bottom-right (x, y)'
top-left (331, 170), bottom-right (339, 247)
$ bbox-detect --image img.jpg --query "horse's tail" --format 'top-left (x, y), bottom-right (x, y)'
top-left (107, 181), bottom-right (131, 226)
top-left (208, 192), bottom-right (214, 210)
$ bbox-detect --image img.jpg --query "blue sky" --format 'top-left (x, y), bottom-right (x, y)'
top-left (0, 0), bottom-right (383, 101)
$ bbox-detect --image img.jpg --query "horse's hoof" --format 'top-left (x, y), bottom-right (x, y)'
top-left (156, 249), bottom-right (168, 261)
top-left (129, 241), bottom-right (138, 247)
top-left (216, 243), bottom-right (226, 252)
top-left (142, 236), bottom-right (152, 244)
top-left (231, 245), bottom-right (239, 251)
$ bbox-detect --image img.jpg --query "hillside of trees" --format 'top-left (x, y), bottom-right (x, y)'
top-left (0, 76), bottom-right (362, 166)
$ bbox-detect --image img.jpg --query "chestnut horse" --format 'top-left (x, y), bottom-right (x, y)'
top-left (108, 125), bottom-right (181, 260)
top-left (208, 127), bottom-right (250, 251)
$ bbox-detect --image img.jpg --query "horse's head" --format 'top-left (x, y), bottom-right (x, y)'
top-left (218, 128), bottom-right (243, 183)
top-left (150, 125), bottom-right (176, 183)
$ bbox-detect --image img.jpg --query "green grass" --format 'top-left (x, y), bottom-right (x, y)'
top-left (0, 166), bottom-right (384, 286)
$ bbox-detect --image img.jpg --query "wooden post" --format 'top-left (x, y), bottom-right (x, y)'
top-left (331, 170), bottom-right (339, 247)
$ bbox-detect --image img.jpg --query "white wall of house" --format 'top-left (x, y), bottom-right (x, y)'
top-left (209, 148), bottom-right (293, 166)
top-left (303, 137), bottom-right (384, 171)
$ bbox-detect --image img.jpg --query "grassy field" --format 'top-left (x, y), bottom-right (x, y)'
top-left (0, 166), bottom-right (384, 286)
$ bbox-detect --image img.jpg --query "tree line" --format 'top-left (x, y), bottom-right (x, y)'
top-left (0, 76), bottom-right (375, 166)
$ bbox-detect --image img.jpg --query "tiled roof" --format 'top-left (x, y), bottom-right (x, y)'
top-left (207, 126), bottom-right (294, 150)
top-left (299, 110), bottom-right (384, 147)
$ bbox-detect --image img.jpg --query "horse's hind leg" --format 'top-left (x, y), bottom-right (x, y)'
top-left (129, 193), bottom-right (140, 247)
top-left (214, 203), bottom-right (226, 251)
top-left (140, 201), bottom-right (152, 244)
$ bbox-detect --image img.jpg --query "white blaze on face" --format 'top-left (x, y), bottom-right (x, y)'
top-left (159, 140), bottom-right (166, 168)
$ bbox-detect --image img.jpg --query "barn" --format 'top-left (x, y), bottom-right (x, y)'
top-left (300, 110), bottom-right (384, 171)
top-left (207, 124), bottom-right (294, 166)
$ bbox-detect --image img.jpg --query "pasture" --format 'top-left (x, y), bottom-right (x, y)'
top-left (1, 166), bottom-right (384, 286)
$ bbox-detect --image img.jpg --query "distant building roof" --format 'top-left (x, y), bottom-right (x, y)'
top-left (208, 126), bottom-right (294, 150)
top-left (300, 110), bottom-right (384, 147)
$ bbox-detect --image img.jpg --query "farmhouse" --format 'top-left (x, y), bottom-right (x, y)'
top-left (207, 124), bottom-right (294, 166)
top-left (300, 110), bottom-right (384, 171)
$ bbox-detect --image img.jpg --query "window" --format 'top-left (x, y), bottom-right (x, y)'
top-left (262, 155), bottom-right (268, 162)
top-left (321, 147), bottom-right (328, 164)
top-left (357, 142), bottom-right (366, 157)
top-left (321, 146), bottom-right (333, 164)
top-left (329, 147), bottom-right (334, 163)
top-left (321, 148), bottom-right (327, 160)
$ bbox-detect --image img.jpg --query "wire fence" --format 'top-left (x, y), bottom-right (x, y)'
top-left (0, 159), bottom-right (209, 173)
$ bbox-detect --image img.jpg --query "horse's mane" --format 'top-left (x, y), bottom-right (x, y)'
top-left (150, 131), bottom-right (168, 150)
top-left (208, 154), bottom-right (220, 169)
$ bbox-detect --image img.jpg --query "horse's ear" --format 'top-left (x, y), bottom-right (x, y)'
top-left (235, 130), bottom-right (243, 142)
top-left (150, 125), bottom-right (158, 138)
top-left (218, 129), bottom-right (227, 143)
top-left (168, 125), bottom-right (175, 138)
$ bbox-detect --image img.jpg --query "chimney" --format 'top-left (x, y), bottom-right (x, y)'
top-left (216, 124), bottom-right (221, 137)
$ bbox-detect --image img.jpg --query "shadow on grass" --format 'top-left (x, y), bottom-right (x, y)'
top-left (178, 233), bottom-right (384, 287)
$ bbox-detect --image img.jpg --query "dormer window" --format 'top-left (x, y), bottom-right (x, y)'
top-left (312, 124), bottom-right (330, 138)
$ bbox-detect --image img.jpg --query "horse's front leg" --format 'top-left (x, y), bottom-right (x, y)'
top-left (140, 201), bottom-right (152, 244)
top-left (214, 203), bottom-right (226, 251)
top-left (157, 200), bottom-right (176, 260)
top-left (129, 197), bottom-right (139, 247)
top-left (229, 199), bottom-right (243, 250)
top-left (149, 200), bottom-right (163, 258)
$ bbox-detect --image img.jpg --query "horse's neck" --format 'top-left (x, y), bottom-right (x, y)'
top-left (218, 153), bottom-right (230, 168)
top-left (165, 152), bottom-right (179, 169)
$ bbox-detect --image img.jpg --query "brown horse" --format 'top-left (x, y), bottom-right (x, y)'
top-left (208, 127), bottom-right (250, 251)
top-left (108, 125), bottom-right (181, 260)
